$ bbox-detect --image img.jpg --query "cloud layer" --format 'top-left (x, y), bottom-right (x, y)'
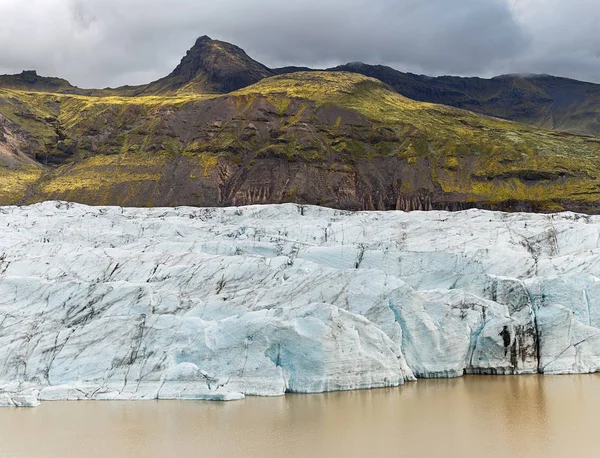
top-left (0, 0), bottom-right (598, 87)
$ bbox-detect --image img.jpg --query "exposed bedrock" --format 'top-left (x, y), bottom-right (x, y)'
top-left (1, 202), bottom-right (600, 405)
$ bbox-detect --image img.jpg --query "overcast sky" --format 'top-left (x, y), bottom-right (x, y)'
top-left (0, 0), bottom-right (598, 88)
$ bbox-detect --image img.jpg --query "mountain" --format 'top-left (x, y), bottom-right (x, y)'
top-left (121, 35), bottom-right (274, 95)
top-left (331, 63), bottom-right (600, 137)
top-left (2, 36), bottom-right (600, 213)
top-left (0, 70), bottom-right (79, 93)
top-left (0, 36), bottom-right (273, 97)
top-left (2, 70), bottom-right (600, 213)
top-left (2, 37), bottom-right (600, 137)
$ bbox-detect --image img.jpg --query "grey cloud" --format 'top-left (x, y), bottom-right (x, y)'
top-left (228, 0), bottom-right (529, 75)
top-left (505, 0), bottom-right (600, 82)
top-left (0, 0), bottom-right (597, 87)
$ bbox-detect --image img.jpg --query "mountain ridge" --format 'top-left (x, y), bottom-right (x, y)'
top-left (331, 62), bottom-right (600, 136)
top-left (0, 70), bottom-right (79, 93)
top-left (2, 71), bottom-right (600, 213)
top-left (2, 36), bottom-right (600, 213)
top-left (2, 36), bottom-right (600, 136)
top-left (133, 35), bottom-right (274, 95)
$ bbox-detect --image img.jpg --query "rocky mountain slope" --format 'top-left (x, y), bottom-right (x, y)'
top-left (2, 202), bottom-right (600, 405)
top-left (2, 71), bottom-right (600, 212)
top-left (1, 37), bottom-right (600, 213)
top-left (332, 63), bottom-right (600, 137)
top-left (2, 36), bottom-right (600, 135)
top-left (0, 36), bottom-right (274, 97)
top-left (137, 35), bottom-right (274, 95)
top-left (0, 70), bottom-right (79, 93)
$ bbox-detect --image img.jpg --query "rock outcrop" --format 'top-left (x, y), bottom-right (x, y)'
top-left (144, 35), bottom-right (273, 94)
top-left (2, 202), bottom-right (600, 405)
top-left (0, 70), bottom-right (78, 94)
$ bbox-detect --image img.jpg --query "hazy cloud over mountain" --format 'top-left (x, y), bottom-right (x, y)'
top-left (0, 0), bottom-right (597, 87)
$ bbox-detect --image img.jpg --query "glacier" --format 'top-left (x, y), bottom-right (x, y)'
top-left (1, 202), bottom-right (600, 406)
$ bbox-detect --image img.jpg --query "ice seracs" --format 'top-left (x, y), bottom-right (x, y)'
top-left (1, 202), bottom-right (600, 406)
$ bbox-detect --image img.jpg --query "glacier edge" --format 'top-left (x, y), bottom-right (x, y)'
top-left (1, 202), bottom-right (600, 405)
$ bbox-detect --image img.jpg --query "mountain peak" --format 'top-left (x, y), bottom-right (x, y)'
top-left (141, 36), bottom-right (273, 95)
top-left (194, 35), bottom-right (212, 45)
top-left (345, 62), bottom-right (368, 69)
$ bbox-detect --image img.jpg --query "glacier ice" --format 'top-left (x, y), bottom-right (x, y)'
top-left (1, 202), bottom-right (600, 405)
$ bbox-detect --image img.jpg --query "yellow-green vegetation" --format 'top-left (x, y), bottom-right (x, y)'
top-left (184, 152), bottom-right (219, 176)
top-left (0, 89), bottom-right (58, 153)
top-left (36, 154), bottom-right (166, 206)
top-left (233, 72), bottom-right (600, 208)
top-left (266, 94), bottom-right (292, 116)
top-left (0, 167), bottom-right (42, 205)
top-left (40, 154), bottom-right (165, 190)
top-left (235, 72), bottom-right (362, 98)
top-left (0, 87), bottom-right (211, 161)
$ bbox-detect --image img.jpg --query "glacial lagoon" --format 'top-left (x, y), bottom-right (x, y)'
top-left (1, 375), bottom-right (599, 458)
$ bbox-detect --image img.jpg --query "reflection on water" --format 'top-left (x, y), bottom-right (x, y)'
top-left (0, 375), bottom-right (598, 458)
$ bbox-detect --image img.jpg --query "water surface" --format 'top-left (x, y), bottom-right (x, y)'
top-left (1, 375), bottom-right (598, 458)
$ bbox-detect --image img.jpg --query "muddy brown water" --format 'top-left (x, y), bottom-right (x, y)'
top-left (1, 375), bottom-right (598, 458)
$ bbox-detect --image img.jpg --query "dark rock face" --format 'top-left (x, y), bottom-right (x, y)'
top-left (139, 36), bottom-right (274, 94)
top-left (0, 71), bottom-right (77, 93)
top-left (19, 70), bottom-right (38, 81)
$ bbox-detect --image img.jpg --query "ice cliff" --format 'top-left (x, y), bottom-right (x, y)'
top-left (1, 202), bottom-right (599, 406)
